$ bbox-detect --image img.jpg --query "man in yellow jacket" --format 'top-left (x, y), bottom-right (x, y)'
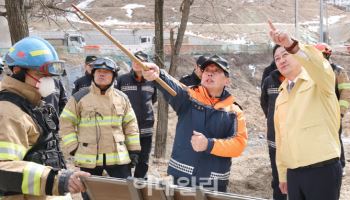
top-left (269, 21), bottom-right (342, 200)
top-left (60, 57), bottom-right (141, 199)
top-left (0, 37), bottom-right (89, 199)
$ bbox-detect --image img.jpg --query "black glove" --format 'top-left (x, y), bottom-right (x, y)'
top-left (129, 151), bottom-right (140, 168)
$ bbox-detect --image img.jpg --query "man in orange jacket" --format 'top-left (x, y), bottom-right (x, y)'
top-left (142, 55), bottom-right (248, 192)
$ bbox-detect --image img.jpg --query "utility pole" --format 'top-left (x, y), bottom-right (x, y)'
top-left (320, 0), bottom-right (324, 42)
top-left (295, 0), bottom-right (299, 38)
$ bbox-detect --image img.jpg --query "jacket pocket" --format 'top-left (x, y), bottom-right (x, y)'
top-left (78, 131), bottom-right (97, 144)
top-left (113, 133), bottom-right (127, 152)
top-left (74, 143), bottom-right (98, 167)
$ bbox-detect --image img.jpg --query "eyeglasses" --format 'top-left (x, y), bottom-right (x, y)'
top-left (38, 61), bottom-right (65, 76)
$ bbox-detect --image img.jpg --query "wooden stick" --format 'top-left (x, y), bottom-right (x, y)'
top-left (71, 4), bottom-right (177, 96)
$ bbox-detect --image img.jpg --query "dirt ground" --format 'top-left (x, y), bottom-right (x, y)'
top-left (24, 1), bottom-right (350, 199)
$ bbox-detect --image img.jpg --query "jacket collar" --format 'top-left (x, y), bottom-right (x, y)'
top-left (131, 70), bottom-right (145, 82)
top-left (1, 75), bottom-right (42, 106)
top-left (188, 85), bottom-right (234, 110)
top-left (191, 71), bottom-right (201, 82)
top-left (280, 68), bottom-right (309, 92)
top-left (91, 81), bottom-right (114, 96)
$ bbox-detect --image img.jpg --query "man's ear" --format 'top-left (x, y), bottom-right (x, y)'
top-left (12, 66), bottom-right (22, 74)
top-left (224, 77), bottom-right (231, 87)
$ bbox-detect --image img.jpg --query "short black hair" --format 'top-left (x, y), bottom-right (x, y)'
top-left (272, 44), bottom-right (281, 58)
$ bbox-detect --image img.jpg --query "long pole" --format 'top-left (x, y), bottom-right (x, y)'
top-left (295, 0), bottom-right (299, 38)
top-left (320, 0), bottom-right (324, 42)
top-left (71, 4), bottom-right (177, 96)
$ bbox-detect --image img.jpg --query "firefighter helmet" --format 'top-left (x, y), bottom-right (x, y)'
top-left (4, 36), bottom-right (64, 76)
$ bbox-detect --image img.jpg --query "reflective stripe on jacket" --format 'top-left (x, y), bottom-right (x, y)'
top-left (331, 63), bottom-right (350, 115)
top-left (0, 76), bottom-right (65, 199)
top-left (60, 83), bottom-right (141, 168)
top-left (156, 71), bottom-right (248, 182)
top-left (116, 71), bottom-right (157, 137)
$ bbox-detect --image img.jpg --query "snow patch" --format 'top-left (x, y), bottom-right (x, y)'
top-left (121, 4), bottom-right (145, 18)
top-left (76, 0), bottom-right (95, 9)
top-left (248, 64), bottom-right (256, 77)
top-left (328, 15), bottom-right (346, 24)
top-left (185, 31), bottom-right (252, 45)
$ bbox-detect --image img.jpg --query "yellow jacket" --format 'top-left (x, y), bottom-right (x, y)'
top-left (0, 76), bottom-right (67, 199)
top-left (274, 45), bottom-right (341, 182)
top-left (60, 83), bottom-right (141, 169)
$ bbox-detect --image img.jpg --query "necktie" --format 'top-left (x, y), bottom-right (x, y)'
top-left (288, 82), bottom-right (295, 93)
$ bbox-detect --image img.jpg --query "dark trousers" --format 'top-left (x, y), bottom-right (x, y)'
top-left (339, 124), bottom-right (346, 168)
top-left (173, 176), bottom-right (228, 192)
top-left (268, 147), bottom-right (287, 200)
top-left (80, 154), bottom-right (131, 200)
top-left (287, 160), bottom-right (342, 200)
top-left (134, 136), bottom-right (152, 178)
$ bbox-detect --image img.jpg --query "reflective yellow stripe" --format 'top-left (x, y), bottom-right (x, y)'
top-left (22, 163), bottom-right (46, 196)
top-left (79, 116), bottom-right (122, 127)
top-left (125, 134), bottom-right (140, 145)
top-left (339, 100), bottom-right (350, 109)
top-left (74, 153), bottom-right (97, 165)
top-left (105, 152), bottom-right (129, 164)
top-left (123, 112), bottom-right (136, 123)
top-left (76, 152), bottom-right (130, 166)
top-left (61, 109), bottom-right (78, 124)
top-left (62, 132), bottom-right (78, 146)
top-left (96, 152), bottom-right (130, 165)
top-left (29, 50), bottom-right (50, 57)
top-left (9, 47), bottom-right (15, 53)
top-left (0, 141), bottom-right (27, 161)
top-left (338, 83), bottom-right (350, 90)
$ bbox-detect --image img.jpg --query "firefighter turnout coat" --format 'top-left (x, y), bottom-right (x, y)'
top-left (0, 76), bottom-right (68, 200)
top-left (60, 83), bottom-right (141, 169)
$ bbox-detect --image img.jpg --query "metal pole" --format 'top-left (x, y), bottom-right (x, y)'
top-left (320, 0), bottom-right (324, 42)
top-left (295, 0), bottom-right (299, 38)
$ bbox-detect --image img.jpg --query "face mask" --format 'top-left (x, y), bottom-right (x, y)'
top-left (36, 76), bottom-right (56, 97)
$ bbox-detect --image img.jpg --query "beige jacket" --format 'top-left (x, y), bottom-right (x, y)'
top-left (274, 45), bottom-right (341, 182)
top-left (0, 76), bottom-right (66, 200)
top-left (60, 83), bottom-right (141, 169)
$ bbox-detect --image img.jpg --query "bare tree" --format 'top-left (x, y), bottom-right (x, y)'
top-left (5, 0), bottom-right (29, 44)
top-left (153, 0), bottom-right (194, 159)
top-left (154, 0), bottom-right (168, 159)
top-left (3, 0), bottom-right (80, 44)
top-left (168, 0), bottom-right (194, 76)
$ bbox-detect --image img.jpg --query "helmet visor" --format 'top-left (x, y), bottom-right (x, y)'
top-left (92, 58), bottom-right (116, 71)
top-left (39, 61), bottom-right (65, 76)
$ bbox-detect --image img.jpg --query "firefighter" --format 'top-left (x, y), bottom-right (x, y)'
top-left (315, 43), bottom-right (350, 176)
top-left (60, 57), bottom-right (141, 199)
top-left (117, 51), bottom-right (157, 178)
top-left (0, 36), bottom-right (89, 199)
